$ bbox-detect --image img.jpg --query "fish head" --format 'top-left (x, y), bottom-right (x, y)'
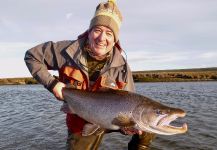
top-left (135, 101), bottom-right (188, 135)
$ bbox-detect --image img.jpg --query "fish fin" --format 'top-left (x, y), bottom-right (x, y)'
top-left (112, 113), bottom-right (136, 127)
top-left (97, 87), bottom-right (112, 92)
top-left (66, 105), bottom-right (76, 114)
top-left (82, 124), bottom-right (100, 136)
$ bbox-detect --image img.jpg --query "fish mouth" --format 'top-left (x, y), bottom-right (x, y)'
top-left (151, 111), bottom-right (188, 135)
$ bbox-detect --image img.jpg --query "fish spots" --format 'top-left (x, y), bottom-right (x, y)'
top-left (112, 113), bottom-right (135, 127)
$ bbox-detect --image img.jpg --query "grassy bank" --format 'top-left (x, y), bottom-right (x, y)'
top-left (0, 67), bottom-right (217, 85)
top-left (0, 77), bottom-right (38, 85)
top-left (133, 67), bottom-right (217, 82)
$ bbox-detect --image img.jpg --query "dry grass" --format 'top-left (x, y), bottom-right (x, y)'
top-left (133, 67), bottom-right (217, 82)
top-left (0, 77), bottom-right (38, 85)
top-left (1, 67), bottom-right (217, 85)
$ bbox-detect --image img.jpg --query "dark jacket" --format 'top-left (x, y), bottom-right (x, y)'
top-left (24, 36), bottom-right (135, 92)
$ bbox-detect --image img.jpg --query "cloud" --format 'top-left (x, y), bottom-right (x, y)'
top-left (65, 13), bottom-right (73, 20)
top-left (127, 50), bottom-right (217, 71)
top-left (0, 42), bottom-right (36, 78)
top-left (127, 51), bottom-right (188, 63)
top-left (198, 51), bottom-right (217, 59)
top-left (0, 42), bottom-right (35, 51)
top-left (0, 42), bottom-right (36, 58)
top-left (0, 57), bottom-right (31, 78)
top-left (0, 0), bottom-right (217, 77)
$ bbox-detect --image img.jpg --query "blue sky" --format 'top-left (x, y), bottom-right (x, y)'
top-left (0, 0), bottom-right (217, 78)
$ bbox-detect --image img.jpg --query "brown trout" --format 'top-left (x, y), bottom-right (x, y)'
top-left (62, 88), bottom-right (187, 136)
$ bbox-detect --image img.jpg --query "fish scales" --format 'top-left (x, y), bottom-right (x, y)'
top-left (63, 89), bottom-right (139, 129)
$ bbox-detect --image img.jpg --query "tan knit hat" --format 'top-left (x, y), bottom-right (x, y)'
top-left (89, 0), bottom-right (122, 42)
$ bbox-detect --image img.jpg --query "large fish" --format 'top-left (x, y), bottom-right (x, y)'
top-left (62, 88), bottom-right (187, 136)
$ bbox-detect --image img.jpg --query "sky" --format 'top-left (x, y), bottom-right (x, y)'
top-left (0, 0), bottom-right (217, 78)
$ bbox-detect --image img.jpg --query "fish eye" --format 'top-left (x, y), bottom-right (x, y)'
top-left (155, 109), bottom-right (164, 115)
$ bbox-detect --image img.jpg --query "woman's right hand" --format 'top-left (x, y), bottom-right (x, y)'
top-left (52, 82), bottom-right (66, 100)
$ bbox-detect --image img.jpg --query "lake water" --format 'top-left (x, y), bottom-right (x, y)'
top-left (0, 82), bottom-right (216, 150)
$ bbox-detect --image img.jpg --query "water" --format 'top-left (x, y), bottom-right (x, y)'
top-left (0, 82), bottom-right (217, 150)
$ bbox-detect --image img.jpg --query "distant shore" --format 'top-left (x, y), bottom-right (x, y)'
top-left (1, 67), bottom-right (217, 85)
top-left (0, 77), bottom-right (38, 85)
top-left (133, 67), bottom-right (217, 82)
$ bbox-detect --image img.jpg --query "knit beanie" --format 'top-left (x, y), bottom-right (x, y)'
top-left (89, 0), bottom-right (122, 42)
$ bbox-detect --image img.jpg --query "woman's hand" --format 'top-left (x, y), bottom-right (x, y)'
top-left (52, 82), bottom-right (66, 100)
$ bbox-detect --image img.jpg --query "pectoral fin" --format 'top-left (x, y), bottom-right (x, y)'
top-left (65, 105), bottom-right (76, 114)
top-left (112, 113), bottom-right (136, 127)
top-left (82, 124), bottom-right (100, 136)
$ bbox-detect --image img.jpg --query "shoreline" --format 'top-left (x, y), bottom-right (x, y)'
top-left (1, 67), bottom-right (217, 85)
top-left (0, 78), bottom-right (216, 86)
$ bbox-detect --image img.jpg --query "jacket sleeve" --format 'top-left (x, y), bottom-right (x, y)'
top-left (24, 40), bottom-right (72, 91)
top-left (124, 64), bottom-right (136, 92)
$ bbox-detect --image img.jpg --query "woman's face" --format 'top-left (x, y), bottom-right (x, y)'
top-left (88, 25), bottom-right (115, 57)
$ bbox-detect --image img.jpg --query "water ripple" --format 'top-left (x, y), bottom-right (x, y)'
top-left (0, 82), bottom-right (217, 149)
